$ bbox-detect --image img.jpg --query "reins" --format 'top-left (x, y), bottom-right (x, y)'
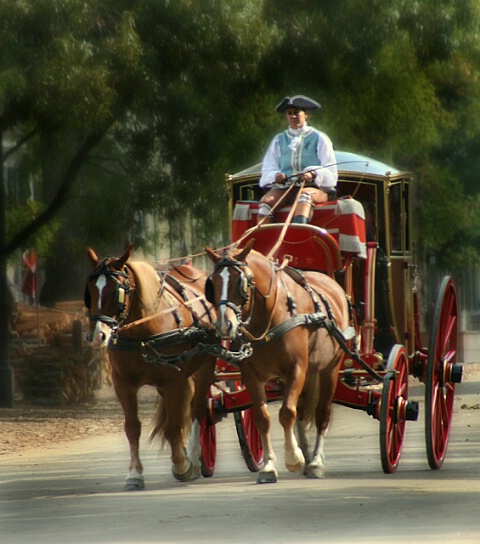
top-left (117, 278), bottom-right (214, 333)
top-left (117, 292), bottom-right (213, 333)
top-left (265, 178), bottom-right (306, 260)
top-left (240, 267), bottom-right (281, 343)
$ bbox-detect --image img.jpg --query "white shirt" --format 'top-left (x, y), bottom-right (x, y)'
top-left (259, 123), bottom-right (338, 189)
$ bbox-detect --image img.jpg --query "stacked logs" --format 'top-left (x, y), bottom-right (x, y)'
top-left (9, 301), bottom-right (111, 405)
top-left (10, 345), bottom-right (103, 405)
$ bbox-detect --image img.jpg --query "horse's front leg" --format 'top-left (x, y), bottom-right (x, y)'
top-left (113, 377), bottom-right (145, 491)
top-left (243, 376), bottom-right (277, 484)
top-left (280, 365), bottom-right (306, 474)
top-left (256, 402), bottom-right (278, 483)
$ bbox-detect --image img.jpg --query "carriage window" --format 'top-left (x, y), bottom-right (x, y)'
top-left (403, 182), bottom-right (410, 252)
top-left (389, 183), bottom-right (402, 252)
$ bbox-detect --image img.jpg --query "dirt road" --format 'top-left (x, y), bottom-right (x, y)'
top-left (1, 366), bottom-right (479, 544)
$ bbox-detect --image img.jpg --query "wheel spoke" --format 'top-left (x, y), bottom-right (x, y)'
top-left (425, 277), bottom-right (459, 469)
top-left (380, 345), bottom-right (408, 473)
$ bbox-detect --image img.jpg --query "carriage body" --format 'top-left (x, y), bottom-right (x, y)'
top-left (210, 150), bottom-right (461, 474)
top-left (226, 150), bottom-right (417, 363)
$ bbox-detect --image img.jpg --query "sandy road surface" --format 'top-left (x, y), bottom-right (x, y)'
top-left (0, 365), bottom-right (479, 544)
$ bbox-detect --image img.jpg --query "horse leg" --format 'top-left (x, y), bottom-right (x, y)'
top-left (280, 366), bottom-right (306, 474)
top-left (163, 379), bottom-right (200, 482)
top-left (256, 402), bottom-right (278, 483)
top-left (244, 376), bottom-right (277, 484)
top-left (305, 366), bottom-right (339, 479)
top-left (295, 418), bottom-right (312, 465)
top-left (187, 358), bottom-right (216, 476)
top-left (113, 378), bottom-right (145, 491)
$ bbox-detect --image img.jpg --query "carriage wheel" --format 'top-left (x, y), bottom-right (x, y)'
top-left (200, 415), bottom-right (216, 477)
top-left (425, 276), bottom-right (460, 470)
top-left (228, 381), bottom-right (263, 472)
top-left (380, 345), bottom-right (410, 474)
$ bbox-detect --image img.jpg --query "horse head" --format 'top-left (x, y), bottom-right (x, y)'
top-left (84, 244), bottom-right (135, 347)
top-left (204, 239), bottom-right (256, 341)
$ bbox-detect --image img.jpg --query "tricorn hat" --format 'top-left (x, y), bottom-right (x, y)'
top-left (275, 95), bottom-right (321, 113)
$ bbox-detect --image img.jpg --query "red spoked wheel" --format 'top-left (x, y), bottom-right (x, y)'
top-left (228, 381), bottom-right (263, 472)
top-left (200, 415), bottom-right (216, 477)
top-left (425, 276), bottom-right (461, 470)
top-left (380, 345), bottom-right (412, 474)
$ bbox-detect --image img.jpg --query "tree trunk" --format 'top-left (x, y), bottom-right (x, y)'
top-left (0, 128), bottom-right (15, 407)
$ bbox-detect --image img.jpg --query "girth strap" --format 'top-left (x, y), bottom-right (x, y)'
top-left (107, 325), bottom-right (253, 369)
top-left (108, 326), bottom-right (209, 352)
top-left (250, 311), bottom-right (327, 347)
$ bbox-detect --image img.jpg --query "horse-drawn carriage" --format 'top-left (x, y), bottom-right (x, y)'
top-left (200, 150), bottom-right (462, 477)
top-left (84, 150), bottom-right (462, 488)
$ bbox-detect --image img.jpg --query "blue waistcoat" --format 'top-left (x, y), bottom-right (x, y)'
top-left (278, 129), bottom-right (321, 176)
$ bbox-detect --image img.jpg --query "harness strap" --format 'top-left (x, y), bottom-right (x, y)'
top-left (250, 311), bottom-right (327, 347)
top-left (164, 273), bottom-right (215, 326)
top-left (108, 325), bottom-right (253, 369)
top-left (108, 326), bottom-right (210, 351)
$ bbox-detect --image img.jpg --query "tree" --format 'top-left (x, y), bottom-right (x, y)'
top-left (261, 0), bottom-right (480, 269)
top-left (3, 0), bottom-right (480, 408)
top-left (0, 0), bottom-right (277, 405)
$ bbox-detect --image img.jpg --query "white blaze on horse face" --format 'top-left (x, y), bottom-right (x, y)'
top-left (91, 274), bottom-right (111, 348)
top-left (95, 275), bottom-right (107, 312)
top-left (216, 267), bottom-right (239, 339)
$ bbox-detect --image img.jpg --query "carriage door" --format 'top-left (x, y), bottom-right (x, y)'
top-left (389, 178), bottom-right (415, 354)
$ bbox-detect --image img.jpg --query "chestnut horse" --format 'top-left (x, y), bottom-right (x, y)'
top-left (205, 240), bottom-right (351, 483)
top-left (85, 245), bottom-right (216, 490)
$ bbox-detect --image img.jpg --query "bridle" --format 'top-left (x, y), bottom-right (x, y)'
top-left (205, 257), bottom-right (256, 326)
top-left (84, 258), bottom-right (136, 334)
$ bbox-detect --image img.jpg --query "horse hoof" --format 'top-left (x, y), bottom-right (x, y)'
top-left (305, 463), bottom-right (325, 479)
top-left (124, 477), bottom-right (145, 491)
top-left (286, 462), bottom-right (305, 473)
top-left (173, 463), bottom-right (201, 482)
top-left (257, 469), bottom-right (278, 484)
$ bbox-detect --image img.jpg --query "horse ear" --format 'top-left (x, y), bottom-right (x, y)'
top-left (87, 248), bottom-right (100, 268)
top-left (110, 244), bottom-right (133, 271)
top-left (205, 246), bottom-right (222, 263)
top-left (117, 244), bottom-right (133, 269)
top-left (235, 238), bottom-right (255, 262)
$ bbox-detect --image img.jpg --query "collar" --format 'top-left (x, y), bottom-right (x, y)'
top-left (287, 123), bottom-right (312, 137)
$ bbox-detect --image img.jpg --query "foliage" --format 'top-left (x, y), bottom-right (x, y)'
top-left (260, 0), bottom-right (480, 269)
top-left (6, 201), bottom-right (59, 259)
top-left (2, 0), bottom-right (480, 280)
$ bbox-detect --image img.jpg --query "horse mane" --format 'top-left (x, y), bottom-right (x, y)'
top-left (125, 260), bottom-right (162, 310)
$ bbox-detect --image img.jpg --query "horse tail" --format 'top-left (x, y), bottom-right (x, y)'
top-left (149, 377), bottom-right (194, 449)
top-left (298, 372), bottom-right (320, 428)
top-left (149, 396), bottom-right (168, 449)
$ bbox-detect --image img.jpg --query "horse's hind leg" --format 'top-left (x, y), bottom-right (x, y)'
top-left (295, 418), bottom-right (311, 465)
top-left (187, 358), bottom-right (216, 475)
top-left (113, 379), bottom-right (145, 491)
top-left (306, 366), bottom-right (339, 479)
top-left (163, 380), bottom-right (200, 482)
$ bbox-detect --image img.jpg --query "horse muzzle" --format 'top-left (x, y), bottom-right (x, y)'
top-left (86, 316), bottom-right (114, 348)
top-left (215, 305), bottom-right (241, 341)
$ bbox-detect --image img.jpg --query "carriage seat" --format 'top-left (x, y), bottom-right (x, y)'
top-left (232, 197), bottom-right (367, 260)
